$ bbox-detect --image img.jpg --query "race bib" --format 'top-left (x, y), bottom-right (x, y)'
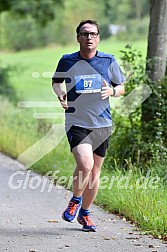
top-left (75, 74), bottom-right (102, 93)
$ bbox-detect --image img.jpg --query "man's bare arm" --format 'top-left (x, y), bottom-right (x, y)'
top-left (52, 81), bottom-right (68, 109)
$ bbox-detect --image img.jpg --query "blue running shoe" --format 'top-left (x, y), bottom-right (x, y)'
top-left (77, 214), bottom-right (97, 232)
top-left (62, 200), bottom-right (81, 222)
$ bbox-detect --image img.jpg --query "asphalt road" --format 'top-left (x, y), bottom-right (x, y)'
top-left (0, 153), bottom-right (167, 252)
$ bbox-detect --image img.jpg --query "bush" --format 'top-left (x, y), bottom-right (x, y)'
top-left (105, 45), bottom-right (167, 172)
top-left (1, 13), bottom-right (47, 51)
top-left (0, 65), bottom-right (18, 103)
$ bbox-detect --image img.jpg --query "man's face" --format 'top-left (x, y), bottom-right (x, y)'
top-left (77, 23), bottom-right (100, 51)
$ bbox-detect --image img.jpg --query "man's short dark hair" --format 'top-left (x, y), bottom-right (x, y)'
top-left (76, 19), bottom-right (100, 35)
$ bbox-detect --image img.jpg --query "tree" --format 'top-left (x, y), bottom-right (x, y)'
top-left (0, 0), bottom-right (63, 25)
top-left (140, 0), bottom-right (167, 164)
top-left (146, 0), bottom-right (167, 82)
top-left (142, 0), bottom-right (167, 123)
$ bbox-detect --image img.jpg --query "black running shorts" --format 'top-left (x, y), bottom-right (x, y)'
top-left (66, 125), bottom-right (111, 157)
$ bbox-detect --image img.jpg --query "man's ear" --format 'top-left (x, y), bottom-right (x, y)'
top-left (77, 35), bottom-right (80, 43)
top-left (98, 35), bottom-right (100, 43)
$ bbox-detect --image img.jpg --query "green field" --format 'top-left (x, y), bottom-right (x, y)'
top-left (1, 39), bottom-right (167, 240)
top-left (1, 38), bottom-right (147, 100)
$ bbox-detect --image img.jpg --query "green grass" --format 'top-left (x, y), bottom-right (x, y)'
top-left (0, 39), bottom-right (167, 240)
top-left (96, 168), bottom-right (167, 238)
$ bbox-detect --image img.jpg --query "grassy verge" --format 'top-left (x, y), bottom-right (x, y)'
top-left (96, 168), bottom-right (167, 239)
top-left (0, 40), bottom-right (167, 240)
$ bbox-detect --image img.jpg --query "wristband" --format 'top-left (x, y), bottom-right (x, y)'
top-left (111, 87), bottom-right (116, 96)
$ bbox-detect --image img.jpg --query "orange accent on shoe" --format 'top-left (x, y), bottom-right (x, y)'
top-left (79, 215), bottom-right (95, 226)
top-left (66, 201), bottom-right (79, 215)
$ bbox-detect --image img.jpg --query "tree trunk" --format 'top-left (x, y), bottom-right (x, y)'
top-left (142, 0), bottom-right (167, 123)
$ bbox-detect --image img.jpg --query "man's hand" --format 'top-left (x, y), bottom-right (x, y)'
top-left (101, 80), bottom-right (115, 99)
top-left (58, 91), bottom-right (68, 109)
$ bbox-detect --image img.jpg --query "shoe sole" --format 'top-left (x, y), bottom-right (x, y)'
top-left (82, 227), bottom-right (97, 232)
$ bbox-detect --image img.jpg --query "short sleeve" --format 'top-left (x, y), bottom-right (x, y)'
top-left (108, 60), bottom-right (126, 86)
top-left (52, 56), bottom-right (65, 83)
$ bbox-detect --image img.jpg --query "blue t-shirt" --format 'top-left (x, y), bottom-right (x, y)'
top-left (52, 51), bottom-right (125, 129)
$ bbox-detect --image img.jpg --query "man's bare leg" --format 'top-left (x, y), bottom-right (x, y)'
top-left (81, 153), bottom-right (104, 210)
top-left (72, 143), bottom-right (94, 197)
top-left (76, 153), bottom-right (104, 232)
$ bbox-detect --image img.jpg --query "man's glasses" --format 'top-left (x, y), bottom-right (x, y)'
top-left (79, 32), bottom-right (99, 38)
